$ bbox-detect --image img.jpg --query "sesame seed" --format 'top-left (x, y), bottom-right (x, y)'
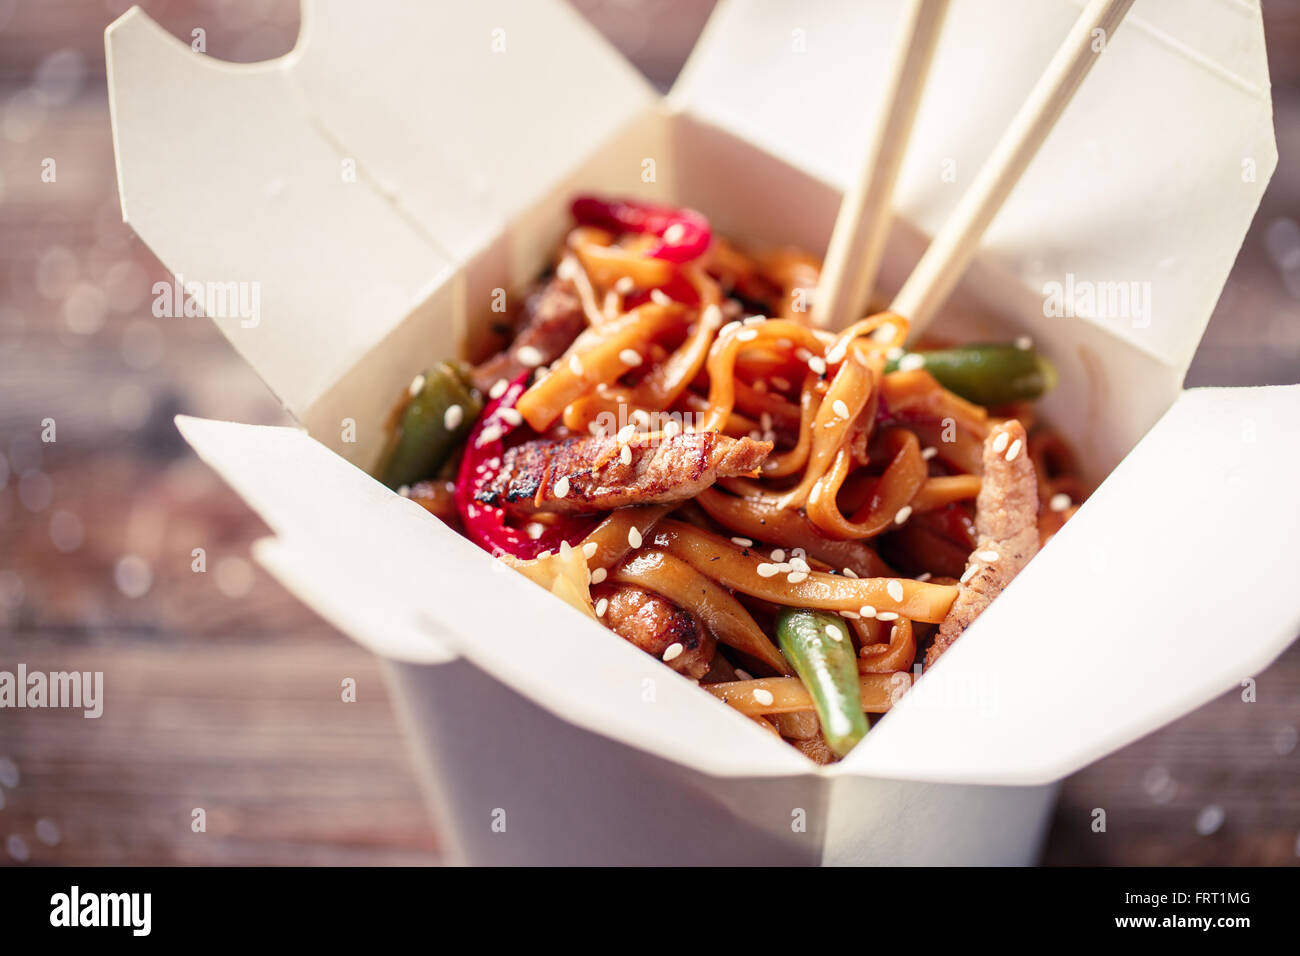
top-left (1015, 335), bottom-right (1033, 350)
top-left (859, 605), bottom-right (877, 618)
top-left (787, 571), bottom-right (808, 584)
top-left (808, 356), bottom-right (827, 376)
top-left (752, 688), bottom-right (775, 706)
top-left (489, 378), bottom-right (508, 399)
top-left (663, 642), bottom-right (684, 662)
top-left (894, 505), bottom-right (913, 525)
top-left (516, 345), bottom-right (544, 367)
top-left (560, 540), bottom-right (572, 559)
top-left (832, 399), bottom-right (850, 420)
top-left (720, 320), bottom-right (742, 338)
top-left (885, 346), bottom-right (904, 362)
top-left (960, 564), bottom-right (979, 584)
top-left (615, 276), bottom-right (635, 294)
top-left (743, 315), bottom-right (766, 327)
top-left (976, 550), bottom-right (999, 562)
top-left (770, 549), bottom-right (786, 562)
top-left (443, 404), bottom-right (464, 430)
top-left (886, 580), bottom-right (904, 602)
top-left (992, 431), bottom-right (1010, 454)
top-left (789, 557), bottom-right (811, 573)
top-left (617, 424), bottom-right (637, 443)
top-left (876, 611), bottom-right (899, 622)
top-left (826, 342), bottom-right (848, 365)
top-left (840, 610), bottom-right (860, 619)
top-left (569, 354), bottom-right (584, 375)
top-left (476, 424), bottom-right (504, 446)
top-left (916, 572), bottom-right (932, 582)
top-left (408, 373), bottom-right (426, 396)
top-left (397, 485), bottom-right (410, 497)
top-left (738, 329), bottom-right (758, 342)
top-left (921, 446), bottom-right (938, 460)
top-left (731, 536), bottom-right (754, 547)
top-left (628, 527), bottom-right (643, 549)
top-left (1050, 492), bottom-right (1072, 512)
top-left (537, 550), bottom-right (552, 561)
top-left (824, 624), bottom-right (844, 641)
top-left (898, 353), bottom-right (926, 372)
top-left (590, 567), bottom-right (607, 584)
top-left (499, 408), bottom-right (523, 426)
top-left (756, 563), bottom-right (779, 578)
top-left (650, 289), bottom-right (673, 306)
top-left (554, 476), bottom-right (570, 498)
top-left (526, 522), bottom-right (545, 540)
top-left (734, 669), bottom-right (753, 681)
top-left (583, 542), bottom-right (599, 559)
top-left (1005, 438), bottom-right (1022, 462)
top-left (842, 568), bottom-right (858, 578)
top-left (619, 444), bottom-right (633, 465)
top-left (619, 348), bottom-right (643, 367)
top-left (595, 597), bottom-right (608, 617)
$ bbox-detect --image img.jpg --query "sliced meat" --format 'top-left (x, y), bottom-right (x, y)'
top-left (925, 420), bottom-right (1038, 666)
top-left (470, 277), bottom-right (586, 395)
top-left (477, 432), bottom-right (772, 515)
top-left (593, 583), bottom-right (715, 679)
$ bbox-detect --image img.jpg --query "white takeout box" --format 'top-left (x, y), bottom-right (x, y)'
top-left (107, 0), bottom-right (1298, 864)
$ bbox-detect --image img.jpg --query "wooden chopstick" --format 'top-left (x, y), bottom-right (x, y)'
top-left (891, 0), bottom-right (1136, 338)
top-left (813, 0), bottom-right (950, 331)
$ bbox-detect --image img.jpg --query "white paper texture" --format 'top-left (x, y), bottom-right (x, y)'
top-left (106, 10), bottom-right (455, 420)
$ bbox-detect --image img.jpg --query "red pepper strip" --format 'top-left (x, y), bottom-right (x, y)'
top-left (454, 371), bottom-right (596, 559)
top-left (571, 195), bottom-right (711, 264)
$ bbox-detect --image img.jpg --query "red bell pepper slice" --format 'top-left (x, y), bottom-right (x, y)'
top-left (571, 195), bottom-right (711, 264)
top-left (454, 372), bottom-right (596, 559)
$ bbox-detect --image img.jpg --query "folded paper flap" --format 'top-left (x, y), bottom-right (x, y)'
top-left (106, 8), bottom-right (454, 418)
top-left (839, 385), bottom-right (1300, 785)
top-left (174, 415), bottom-right (810, 777)
top-left (291, 0), bottom-right (657, 263)
top-left (675, 0), bottom-right (1276, 373)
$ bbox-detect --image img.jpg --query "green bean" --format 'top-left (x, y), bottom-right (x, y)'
top-left (376, 361), bottom-right (481, 490)
top-left (775, 608), bottom-right (868, 757)
top-left (886, 344), bottom-right (1057, 406)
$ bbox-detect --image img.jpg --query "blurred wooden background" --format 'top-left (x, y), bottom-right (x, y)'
top-left (0, 0), bottom-right (1297, 866)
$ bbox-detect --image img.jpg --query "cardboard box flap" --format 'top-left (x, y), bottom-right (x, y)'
top-left (106, 8), bottom-right (455, 419)
top-left (837, 385), bottom-right (1300, 786)
top-left (174, 415), bottom-right (811, 778)
top-left (673, 0), bottom-right (1276, 373)
top-left (289, 0), bottom-right (658, 262)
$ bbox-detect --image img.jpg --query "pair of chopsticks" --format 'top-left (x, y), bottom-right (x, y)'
top-left (812, 0), bottom-right (1136, 337)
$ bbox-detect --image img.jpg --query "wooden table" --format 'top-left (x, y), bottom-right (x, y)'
top-left (1, 0), bottom-right (1297, 866)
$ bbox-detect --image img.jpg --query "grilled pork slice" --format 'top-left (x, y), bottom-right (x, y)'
top-left (926, 420), bottom-right (1039, 666)
top-left (477, 432), bottom-right (772, 514)
top-left (593, 583), bottom-right (714, 679)
top-left (470, 277), bottom-right (586, 395)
